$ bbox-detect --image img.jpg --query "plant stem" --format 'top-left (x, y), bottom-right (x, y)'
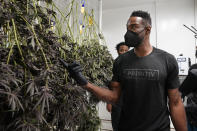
top-left (26, 0), bottom-right (29, 13)
top-left (11, 19), bottom-right (24, 60)
top-left (6, 21), bottom-right (13, 64)
top-left (21, 16), bottom-right (49, 69)
top-left (52, 2), bottom-right (74, 41)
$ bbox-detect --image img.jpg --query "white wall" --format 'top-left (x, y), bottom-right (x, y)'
top-left (156, 0), bottom-right (196, 63)
top-left (86, 0), bottom-right (99, 23)
top-left (103, 1), bottom-right (157, 58)
top-left (103, 0), bottom-right (197, 65)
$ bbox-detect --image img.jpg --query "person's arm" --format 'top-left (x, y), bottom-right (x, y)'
top-left (168, 88), bottom-right (187, 131)
top-left (106, 82), bottom-right (113, 112)
top-left (106, 103), bottom-right (112, 112)
top-left (83, 81), bottom-right (121, 104)
top-left (58, 58), bottom-right (121, 103)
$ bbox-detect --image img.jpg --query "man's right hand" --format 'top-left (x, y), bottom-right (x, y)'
top-left (59, 58), bottom-right (88, 86)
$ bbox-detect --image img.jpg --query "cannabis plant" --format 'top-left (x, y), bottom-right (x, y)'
top-left (0, 0), bottom-right (113, 131)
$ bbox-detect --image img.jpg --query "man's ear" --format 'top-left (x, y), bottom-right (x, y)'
top-left (146, 26), bottom-right (151, 34)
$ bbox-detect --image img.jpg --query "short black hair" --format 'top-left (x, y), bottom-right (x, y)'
top-left (116, 42), bottom-right (129, 51)
top-left (130, 10), bottom-right (152, 26)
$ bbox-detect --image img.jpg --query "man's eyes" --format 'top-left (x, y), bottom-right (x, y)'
top-left (128, 25), bottom-right (138, 29)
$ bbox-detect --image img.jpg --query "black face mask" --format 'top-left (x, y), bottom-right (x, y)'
top-left (124, 29), bottom-right (144, 47)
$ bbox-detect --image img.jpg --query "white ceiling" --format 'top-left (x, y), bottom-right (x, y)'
top-left (102, 0), bottom-right (169, 10)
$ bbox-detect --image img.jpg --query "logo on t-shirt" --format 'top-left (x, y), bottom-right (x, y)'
top-left (123, 69), bottom-right (159, 80)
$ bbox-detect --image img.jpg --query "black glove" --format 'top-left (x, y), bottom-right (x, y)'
top-left (59, 58), bottom-right (88, 86)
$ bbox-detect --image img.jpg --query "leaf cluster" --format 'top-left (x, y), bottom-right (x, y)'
top-left (0, 0), bottom-right (113, 131)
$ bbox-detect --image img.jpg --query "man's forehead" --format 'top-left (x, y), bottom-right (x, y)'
top-left (127, 16), bottom-right (143, 25)
top-left (119, 45), bottom-right (128, 48)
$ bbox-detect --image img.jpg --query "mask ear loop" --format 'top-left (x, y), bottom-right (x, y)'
top-left (136, 27), bottom-right (146, 46)
top-left (137, 27), bottom-right (145, 34)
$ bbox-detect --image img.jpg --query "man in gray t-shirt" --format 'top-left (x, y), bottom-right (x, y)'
top-left (60, 10), bottom-right (187, 131)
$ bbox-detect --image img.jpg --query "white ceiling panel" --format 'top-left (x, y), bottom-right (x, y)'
top-left (102, 0), bottom-right (155, 10)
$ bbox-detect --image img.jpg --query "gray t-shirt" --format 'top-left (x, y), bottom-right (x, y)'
top-left (112, 47), bottom-right (180, 131)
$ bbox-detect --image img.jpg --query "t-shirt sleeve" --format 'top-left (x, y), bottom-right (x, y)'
top-left (166, 54), bottom-right (180, 89)
top-left (111, 57), bottom-right (121, 82)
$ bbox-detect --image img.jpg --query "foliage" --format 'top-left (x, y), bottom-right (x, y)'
top-left (0, 0), bottom-right (113, 131)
